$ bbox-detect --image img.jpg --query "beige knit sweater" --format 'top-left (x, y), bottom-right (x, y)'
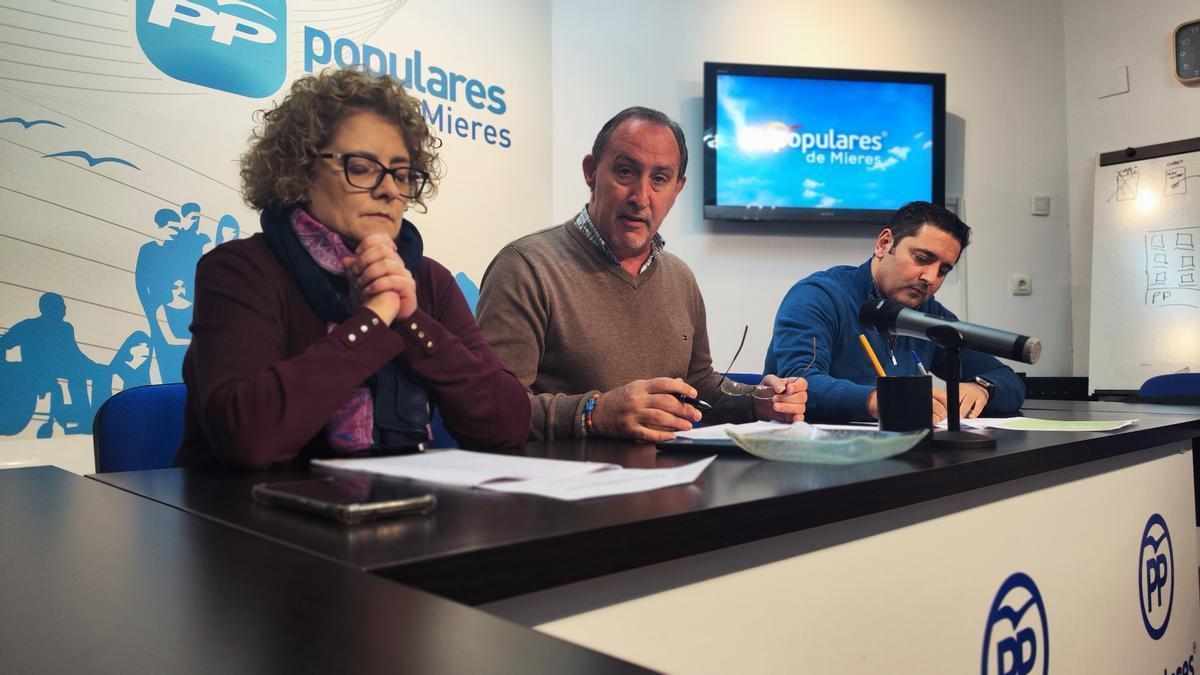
top-left (477, 220), bottom-right (753, 440)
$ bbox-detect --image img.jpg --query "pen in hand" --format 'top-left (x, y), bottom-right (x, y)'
top-left (675, 393), bottom-right (712, 411)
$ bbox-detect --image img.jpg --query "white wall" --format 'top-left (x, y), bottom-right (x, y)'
top-left (1063, 0), bottom-right (1200, 376)
top-left (392, 0), bottom-right (552, 277)
top-left (551, 0), bottom-right (1072, 377)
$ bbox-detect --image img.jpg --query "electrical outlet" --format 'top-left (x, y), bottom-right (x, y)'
top-left (1010, 274), bottom-right (1032, 296)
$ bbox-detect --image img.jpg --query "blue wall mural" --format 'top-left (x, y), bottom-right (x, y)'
top-left (0, 200), bottom-right (239, 438)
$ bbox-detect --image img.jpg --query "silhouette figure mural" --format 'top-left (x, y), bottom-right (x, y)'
top-left (94, 331), bottom-right (153, 409)
top-left (135, 204), bottom-right (210, 382)
top-left (0, 203), bottom-right (240, 438)
top-left (455, 272), bottom-right (480, 315)
top-left (154, 279), bottom-right (193, 384)
top-left (214, 214), bottom-right (240, 248)
top-left (0, 293), bottom-right (99, 436)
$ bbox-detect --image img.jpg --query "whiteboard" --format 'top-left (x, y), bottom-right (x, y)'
top-left (1089, 141), bottom-right (1200, 391)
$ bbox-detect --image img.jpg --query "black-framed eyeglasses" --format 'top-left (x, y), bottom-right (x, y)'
top-left (316, 152), bottom-right (429, 199)
top-left (715, 325), bottom-right (750, 394)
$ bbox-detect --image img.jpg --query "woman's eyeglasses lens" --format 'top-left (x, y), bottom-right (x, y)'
top-left (337, 154), bottom-right (427, 198)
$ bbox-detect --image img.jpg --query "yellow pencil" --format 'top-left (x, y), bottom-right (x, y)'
top-left (858, 334), bottom-right (886, 377)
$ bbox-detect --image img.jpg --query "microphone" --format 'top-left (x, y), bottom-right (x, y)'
top-left (858, 298), bottom-right (1041, 364)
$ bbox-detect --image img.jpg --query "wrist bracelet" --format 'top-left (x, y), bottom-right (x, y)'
top-left (581, 393), bottom-right (600, 438)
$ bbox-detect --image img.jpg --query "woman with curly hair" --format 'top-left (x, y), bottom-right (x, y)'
top-left (175, 68), bottom-right (529, 468)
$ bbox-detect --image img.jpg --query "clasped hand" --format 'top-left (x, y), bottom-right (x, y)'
top-left (341, 233), bottom-right (417, 326)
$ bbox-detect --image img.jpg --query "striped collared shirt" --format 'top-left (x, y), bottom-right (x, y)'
top-left (573, 206), bottom-right (665, 275)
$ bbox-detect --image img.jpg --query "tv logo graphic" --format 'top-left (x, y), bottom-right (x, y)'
top-left (981, 572), bottom-right (1048, 675)
top-left (736, 121), bottom-right (884, 155)
top-left (136, 0), bottom-right (287, 98)
top-left (1139, 513), bottom-right (1174, 640)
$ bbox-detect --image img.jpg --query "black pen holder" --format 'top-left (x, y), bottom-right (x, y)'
top-left (876, 375), bottom-right (932, 432)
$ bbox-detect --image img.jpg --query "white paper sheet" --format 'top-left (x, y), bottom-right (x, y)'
top-left (313, 450), bottom-right (617, 487)
top-left (482, 456), bottom-right (717, 501)
top-left (675, 421), bottom-right (786, 440)
top-left (313, 450), bottom-right (717, 501)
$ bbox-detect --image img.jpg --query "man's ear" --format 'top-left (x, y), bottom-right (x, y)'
top-left (673, 174), bottom-right (687, 198)
top-left (582, 154), bottom-right (597, 191)
top-left (874, 228), bottom-right (894, 259)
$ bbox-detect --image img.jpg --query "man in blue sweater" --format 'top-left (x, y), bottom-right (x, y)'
top-left (765, 201), bottom-right (1024, 423)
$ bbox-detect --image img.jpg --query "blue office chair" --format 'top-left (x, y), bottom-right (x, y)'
top-left (92, 383), bottom-right (188, 473)
top-left (1139, 373), bottom-right (1200, 404)
top-left (725, 372), bottom-right (763, 386)
top-left (429, 406), bottom-right (457, 448)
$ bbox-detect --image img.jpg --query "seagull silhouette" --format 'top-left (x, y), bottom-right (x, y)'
top-left (43, 150), bottom-right (139, 170)
top-left (1, 117), bottom-right (65, 129)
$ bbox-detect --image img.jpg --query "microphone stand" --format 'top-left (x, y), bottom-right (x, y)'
top-left (925, 325), bottom-right (997, 449)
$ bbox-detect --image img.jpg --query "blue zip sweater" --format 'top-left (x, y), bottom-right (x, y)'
top-left (765, 259), bottom-right (1025, 422)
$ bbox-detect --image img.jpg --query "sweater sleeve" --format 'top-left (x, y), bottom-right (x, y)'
top-left (186, 246), bottom-right (406, 469)
top-left (400, 261), bottom-right (531, 449)
top-left (476, 246), bottom-right (590, 441)
top-left (770, 281), bottom-right (876, 422)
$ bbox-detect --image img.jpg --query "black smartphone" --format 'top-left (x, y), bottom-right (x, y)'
top-left (251, 476), bottom-right (436, 524)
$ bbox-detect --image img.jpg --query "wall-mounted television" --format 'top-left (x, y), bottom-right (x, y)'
top-left (703, 62), bottom-right (945, 223)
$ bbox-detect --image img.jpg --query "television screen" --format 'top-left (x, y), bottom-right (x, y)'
top-left (703, 62), bottom-right (945, 223)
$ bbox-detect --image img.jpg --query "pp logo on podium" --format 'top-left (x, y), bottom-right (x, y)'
top-left (1139, 513), bottom-right (1174, 640)
top-left (136, 0), bottom-right (287, 98)
top-left (981, 572), bottom-right (1048, 675)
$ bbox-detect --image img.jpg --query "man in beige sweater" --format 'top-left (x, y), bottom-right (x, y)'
top-left (477, 107), bottom-right (807, 442)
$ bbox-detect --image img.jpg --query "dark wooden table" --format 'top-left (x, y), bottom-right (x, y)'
top-left (1022, 398), bottom-right (1200, 415)
top-left (90, 404), bottom-right (1200, 605)
top-left (0, 466), bottom-right (648, 674)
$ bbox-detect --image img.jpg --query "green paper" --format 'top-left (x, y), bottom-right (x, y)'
top-left (993, 417), bottom-right (1134, 432)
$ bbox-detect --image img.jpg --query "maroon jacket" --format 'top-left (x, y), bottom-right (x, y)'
top-left (175, 234), bottom-right (530, 468)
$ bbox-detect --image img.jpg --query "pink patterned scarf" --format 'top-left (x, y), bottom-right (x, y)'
top-left (289, 208), bottom-right (374, 453)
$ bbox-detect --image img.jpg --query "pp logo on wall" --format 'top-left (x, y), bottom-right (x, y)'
top-left (981, 572), bottom-right (1048, 675)
top-left (1139, 513), bottom-right (1174, 640)
top-left (135, 0), bottom-right (287, 98)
